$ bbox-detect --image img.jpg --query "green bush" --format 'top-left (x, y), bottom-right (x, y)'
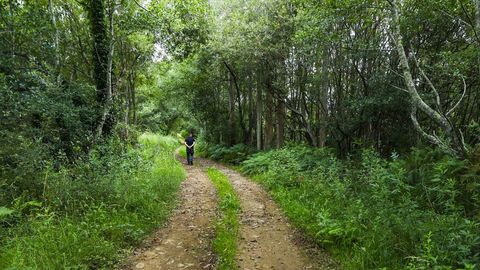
top-left (0, 134), bottom-right (185, 269)
top-left (404, 147), bottom-right (480, 216)
top-left (239, 145), bottom-right (479, 270)
top-left (0, 73), bottom-right (101, 209)
top-left (202, 144), bottom-right (256, 165)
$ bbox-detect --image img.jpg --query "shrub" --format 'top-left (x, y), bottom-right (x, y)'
top-left (0, 134), bottom-right (185, 269)
top-left (202, 144), bottom-right (256, 165)
top-left (239, 145), bottom-right (480, 269)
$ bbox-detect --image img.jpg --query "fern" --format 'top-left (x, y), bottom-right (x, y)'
top-left (0, 207), bottom-right (13, 219)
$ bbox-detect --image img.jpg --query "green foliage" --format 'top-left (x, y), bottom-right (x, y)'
top-left (86, 0), bottom-right (109, 103)
top-left (206, 168), bottom-right (240, 270)
top-left (202, 144), bottom-right (256, 165)
top-left (0, 134), bottom-right (185, 269)
top-left (148, 0), bottom-right (211, 58)
top-left (0, 74), bottom-right (99, 206)
top-left (178, 147), bottom-right (187, 159)
top-left (0, 207), bottom-right (14, 220)
top-left (238, 145), bottom-right (480, 269)
top-left (404, 148), bottom-right (480, 216)
top-left (2, 0), bottom-right (480, 269)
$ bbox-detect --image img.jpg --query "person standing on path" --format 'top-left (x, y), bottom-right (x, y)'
top-left (184, 133), bottom-right (196, 165)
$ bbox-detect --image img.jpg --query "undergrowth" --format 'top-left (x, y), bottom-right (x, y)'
top-left (201, 144), bottom-right (256, 165)
top-left (0, 133), bottom-right (185, 269)
top-left (206, 167), bottom-right (240, 270)
top-left (236, 145), bottom-right (479, 270)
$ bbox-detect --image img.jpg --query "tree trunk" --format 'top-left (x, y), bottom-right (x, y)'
top-left (256, 77), bottom-right (263, 151)
top-left (228, 70), bottom-right (237, 146)
top-left (276, 98), bottom-right (285, 148)
top-left (130, 71), bottom-right (137, 125)
top-left (124, 79), bottom-right (130, 140)
top-left (8, 0), bottom-right (15, 61)
top-left (476, 0), bottom-right (480, 38)
top-left (317, 48), bottom-right (329, 148)
top-left (475, 0), bottom-right (480, 75)
top-left (264, 85), bottom-right (274, 149)
top-left (48, 0), bottom-right (60, 71)
top-left (94, 0), bottom-right (115, 140)
top-left (390, 0), bottom-right (465, 157)
top-left (88, 0), bottom-right (109, 104)
top-left (224, 61), bottom-right (248, 143)
top-left (248, 74), bottom-right (255, 145)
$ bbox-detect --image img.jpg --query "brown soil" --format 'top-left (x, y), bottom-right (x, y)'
top-left (199, 159), bottom-right (339, 270)
top-left (124, 160), bottom-right (218, 270)
top-left (123, 154), bottom-right (338, 270)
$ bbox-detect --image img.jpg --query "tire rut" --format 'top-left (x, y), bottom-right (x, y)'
top-left (123, 155), bottom-right (338, 270)
top-left (124, 161), bottom-right (217, 270)
top-left (199, 158), bottom-right (339, 270)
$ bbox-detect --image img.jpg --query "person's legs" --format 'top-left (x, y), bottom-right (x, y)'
top-left (187, 150), bottom-right (193, 165)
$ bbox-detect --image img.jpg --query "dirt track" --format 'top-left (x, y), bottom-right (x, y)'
top-left (126, 162), bottom-right (217, 270)
top-left (124, 156), bottom-right (338, 270)
top-left (200, 159), bottom-right (338, 270)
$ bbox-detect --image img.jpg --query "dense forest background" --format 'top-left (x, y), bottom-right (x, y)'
top-left (1, 0), bottom-right (480, 269)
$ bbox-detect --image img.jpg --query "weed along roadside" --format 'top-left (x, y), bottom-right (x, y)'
top-left (206, 167), bottom-right (241, 270)
top-left (202, 158), bottom-right (337, 270)
top-left (202, 144), bottom-right (480, 269)
top-left (0, 134), bottom-right (185, 269)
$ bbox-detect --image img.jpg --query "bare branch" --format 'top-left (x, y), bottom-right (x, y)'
top-left (459, 129), bottom-right (466, 150)
top-left (132, 0), bottom-right (149, 12)
top-left (411, 51), bottom-right (441, 109)
top-left (446, 76), bottom-right (467, 116)
top-left (437, 9), bottom-right (474, 28)
top-left (410, 106), bottom-right (441, 145)
top-left (387, 67), bottom-right (405, 79)
top-left (411, 107), bottom-right (457, 155)
top-left (389, 84), bottom-right (409, 93)
top-left (390, 0), bottom-right (465, 157)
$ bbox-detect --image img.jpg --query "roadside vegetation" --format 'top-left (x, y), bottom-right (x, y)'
top-left (206, 167), bottom-right (241, 270)
top-left (0, 134), bottom-right (184, 269)
top-left (202, 144), bottom-right (480, 269)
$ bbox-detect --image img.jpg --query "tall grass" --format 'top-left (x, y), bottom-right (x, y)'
top-left (239, 146), bottom-right (480, 270)
top-left (0, 134), bottom-right (184, 269)
top-left (206, 168), bottom-right (240, 270)
top-left (201, 144), bottom-right (256, 165)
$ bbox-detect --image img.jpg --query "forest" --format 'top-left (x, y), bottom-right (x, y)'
top-left (1, 0), bottom-right (479, 269)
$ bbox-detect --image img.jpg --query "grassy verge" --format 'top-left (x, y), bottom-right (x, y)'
top-left (206, 168), bottom-right (240, 270)
top-left (176, 133), bottom-right (187, 159)
top-left (239, 146), bottom-right (479, 269)
top-left (178, 147), bottom-right (187, 159)
top-left (0, 133), bottom-right (185, 269)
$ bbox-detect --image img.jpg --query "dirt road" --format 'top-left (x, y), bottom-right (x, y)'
top-left (124, 156), bottom-right (338, 270)
top-left (125, 162), bottom-right (217, 270)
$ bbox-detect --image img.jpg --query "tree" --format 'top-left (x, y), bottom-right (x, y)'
top-left (389, 0), bottom-right (467, 157)
top-left (86, 0), bottom-right (116, 139)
